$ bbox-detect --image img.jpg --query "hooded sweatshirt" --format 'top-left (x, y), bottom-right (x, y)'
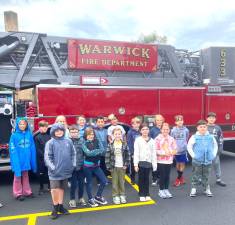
top-left (44, 123), bottom-right (76, 180)
top-left (9, 117), bottom-right (37, 177)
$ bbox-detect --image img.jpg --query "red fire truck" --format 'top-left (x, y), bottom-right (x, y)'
top-left (1, 31), bottom-right (235, 170)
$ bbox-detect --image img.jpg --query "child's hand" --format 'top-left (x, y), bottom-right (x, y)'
top-left (123, 166), bottom-right (127, 170)
top-left (171, 149), bottom-right (177, 155)
top-left (134, 166), bottom-right (139, 172)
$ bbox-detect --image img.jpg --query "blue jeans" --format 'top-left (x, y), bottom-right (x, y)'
top-left (70, 169), bottom-right (85, 200)
top-left (83, 166), bottom-right (108, 200)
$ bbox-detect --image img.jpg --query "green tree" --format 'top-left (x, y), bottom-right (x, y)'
top-left (137, 31), bottom-right (167, 44)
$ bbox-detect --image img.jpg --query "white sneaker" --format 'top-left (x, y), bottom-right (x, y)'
top-left (113, 196), bottom-right (120, 204)
top-left (139, 197), bottom-right (146, 202)
top-left (69, 199), bottom-right (76, 208)
top-left (78, 198), bottom-right (87, 206)
top-left (145, 196), bottom-right (152, 201)
top-left (0, 202), bottom-right (3, 208)
top-left (152, 181), bottom-right (157, 186)
top-left (204, 186), bottom-right (213, 197)
top-left (164, 189), bottom-right (173, 198)
top-left (67, 181), bottom-right (71, 188)
top-left (158, 190), bottom-right (167, 199)
top-left (190, 188), bottom-right (197, 197)
top-left (120, 195), bottom-right (127, 204)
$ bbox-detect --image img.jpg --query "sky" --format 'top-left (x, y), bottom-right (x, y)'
top-left (1, 0), bottom-right (235, 50)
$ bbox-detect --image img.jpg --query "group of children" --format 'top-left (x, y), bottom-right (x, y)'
top-left (2, 112), bottom-right (226, 219)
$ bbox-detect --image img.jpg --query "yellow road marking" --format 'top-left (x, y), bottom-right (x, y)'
top-left (0, 175), bottom-right (156, 223)
top-left (27, 216), bottom-right (37, 225)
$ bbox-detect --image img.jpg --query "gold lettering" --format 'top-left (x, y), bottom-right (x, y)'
top-left (103, 46), bottom-right (112, 54)
top-left (113, 46), bottom-right (125, 54)
top-left (92, 45), bottom-right (102, 54)
top-left (132, 48), bottom-right (140, 57)
top-left (79, 44), bottom-right (92, 54)
top-left (142, 48), bottom-right (150, 59)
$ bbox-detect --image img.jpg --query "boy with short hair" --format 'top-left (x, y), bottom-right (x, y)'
top-left (45, 123), bottom-right (76, 219)
top-left (76, 115), bottom-right (88, 139)
top-left (34, 120), bottom-right (51, 195)
top-left (171, 115), bottom-right (189, 186)
top-left (68, 125), bottom-right (86, 208)
top-left (207, 112), bottom-right (226, 187)
top-left (94, 116), bottom-right (109, 176)
top-left (187, 120), bottom-right (218, 197)
top-left (107, 114), bottom-right (126, 143)
top-left (150, 114), bottom-right (164, 186)
top-left (127, 117), bottom-right (141, 184)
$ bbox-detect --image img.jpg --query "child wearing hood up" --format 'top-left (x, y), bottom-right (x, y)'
top-left (9, 117), bottom-right (37, 201)
top-left (44, 123), bottom-right (76, 220)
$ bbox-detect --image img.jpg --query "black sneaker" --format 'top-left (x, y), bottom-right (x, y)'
top-left (58, 204), bottom-right (70, 215)
top-left (88, 198), bottom-right (98, 207)
top-left (50, 205), bottom-right (59, 220)
top-left (16, 195), bottom-right (25, 201)
top-left (216, 180), bottom-right (226, 187)
top-left (94, 196), bottom-right (108, 205)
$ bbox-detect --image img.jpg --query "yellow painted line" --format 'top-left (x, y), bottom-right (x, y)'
top-left (0, 200), bottom-right (155, 221)
top-left (27, 216), bottom-right (37, 225)
top-left (0, 175), bottom-right (156, 223)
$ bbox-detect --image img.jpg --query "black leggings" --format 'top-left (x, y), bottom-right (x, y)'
top-left (158, 163), bottom-right (171, 190)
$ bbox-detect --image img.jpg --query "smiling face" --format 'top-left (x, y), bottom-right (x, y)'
top-left (77, 117), bottom-right (86, 127)
top-left (113, 129), bottom-right (122, 141)
top-left (140, 126), bottom-right (149, 137)
top-left (39, 126), bottom-right (48, 134)
top-left (161, 124), bottom-right (170, 136)
top-left (86, 132), bottom-right (95, 141)
top-left (54, 129), bottom-right (64, 138)
top-left (197, 124), bottom-right (208, 135)
top-left (18, 120), bottom-right (27, 131)
top-left (69, 129), bottom-right (79, 138)
top-left (207, 116), bottom-right (216, 125)
top-left (96, 118), bottom-right (105, 128)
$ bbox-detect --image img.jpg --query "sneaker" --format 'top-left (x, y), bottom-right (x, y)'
top-left (216, 180), bottom-right (226, 187)
top-left (180, 176), bottom-right (186, 184)
top-left (120, 195), bottom-right (127, 204)
top-left (0, 202), bottom-right (3, 208)
top-left (158, 190), bottom-right (167, 199)
top-left (164, 189), bottom-right (173, 198)
top-left (173, 178), bottom-right (181, 187)
top-left (88, 198), bottom-right (98, 207)
top-left (16, 195), bottom-right (25, 201)
top-left (69, 199), bottom-right (76, 208)
top-left (94, 196), bottom-right (108, 205)
top-left (107, 175), bottom-right (112, 179)
top-left (145, 196), bottom-right (152, 201)
top-left (78, 198), bottom-right (87, 206)
top-left (204, 187), bottom-right (213, 197)
top-left (68, 181), bottom-right (71, 188)
top-left (58, 204), bottom-right (70, 215)
top-left (113, 196), bottom-right (121, 204)
top-left (190, 188), bottom-right (197, 197)
top-left (38, 188), bottom-right (44, 195)
top-left (139, 197), bottom-right (146, 202)
top-left (152, 181), bottom-right (157, 186)
top-left (50, 205), bottom-right (59, 220)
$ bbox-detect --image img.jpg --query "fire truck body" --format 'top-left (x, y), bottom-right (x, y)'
top-left (1, 31), bottom-right (235, 170)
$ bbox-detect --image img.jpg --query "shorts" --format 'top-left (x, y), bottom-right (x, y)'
top-left (49, 179), bottom-right (67, 189)
top-left (175, 153), bottom-right (188, 163)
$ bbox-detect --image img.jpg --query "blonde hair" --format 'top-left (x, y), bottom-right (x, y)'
top-left (55, 115), bottom-right (67, 128)
top-left (112, 127), bottom-right (122, 135)
top-left (108, 114), bottom-right (117, 121)
top-left (131, 117), bottom-right (141, 124)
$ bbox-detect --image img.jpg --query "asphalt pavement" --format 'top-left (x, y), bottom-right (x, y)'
top-left (0, 154), bottom-right (235, 225)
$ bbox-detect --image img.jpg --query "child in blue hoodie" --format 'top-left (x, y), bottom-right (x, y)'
top-left (9, 117), bottom-right (37, 201)
top-left (44, 123), bottom-right (76, 220)
top-left (187, 120), bottom-right (218, 197)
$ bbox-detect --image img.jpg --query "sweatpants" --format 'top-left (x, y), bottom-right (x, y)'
top-left (158, 163), bottom-right (172, 190)
top-left (138, 167), bottom-right (151, 197)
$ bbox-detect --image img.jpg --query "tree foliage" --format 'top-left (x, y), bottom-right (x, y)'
top-left (137, 31), bottom-right (167, 44)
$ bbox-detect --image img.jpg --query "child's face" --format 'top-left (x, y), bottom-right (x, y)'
top-left (77, 117), bottom-right (86, 127)
top-left (175, 119), bottom-right (184, 127)
top-left (39, 126), bottom-right (48, 133)
top-left (18, 120), bottom-right (27, 131)
top-left (69, 129), bottom-right (79, 138)
top-left (96, 119), bottom-right (105, 128)
top-left (111, 118), bottom-right (118, 126)
top-left (207, 116), bottom-right (216, 125)
top-left (197, 125), bottom-right (207, 135)
top-left (113, 130), bottom-right (122, 141)
top-left (132, 121), bottom-right (140, 130)
top-left (57, 118), bottom-right (66, 125)
top-left (87, 132), bottom-right (94, 141)
top-left (54, 129), bottom-right (64, 137)
top-left (140, 126), bottom-right (149, 136)
top-left (161, 126), bottom-right (170, 136)
top-left (155, 116), bottom-right (164, 127)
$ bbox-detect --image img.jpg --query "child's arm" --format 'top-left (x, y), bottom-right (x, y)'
top-left (133, 139), bottom-right (139, 172)
top-left (123, 144), bottom-right (131, 169)
top-left (212, 136), bottom-right (218, 158)
top-left (187, 135), bottom-right (195, 158)
top-left (105, 144), bottom-right (111, 171)
top-left (151, 142), bottom-right (157, 172)
top-left (82, 143), bottom-right (104, 156)
top-left (170, 138), bottom-right (177, 155)
top-left (71, 144), bottom-right (76, 168)
top-left (218, 126), bottom-right (223, 153)
top-left (44, 141), bottom-right (55, 171)
top-left (30, 134), bottom-right (37, 173)
top-left (9, 134), bottom-right (21, 177)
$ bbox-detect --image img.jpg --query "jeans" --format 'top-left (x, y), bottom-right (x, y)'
top-left (13, 171), bottom-right (32, 198)
top-left (83, 166), bottom-right (108, 200)
top-left (70, 169), bottom-right (85, 200)
top-left (212, 155), bottom-right (222, 180)
top-left (138, 167), bottom-right (151, 197)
